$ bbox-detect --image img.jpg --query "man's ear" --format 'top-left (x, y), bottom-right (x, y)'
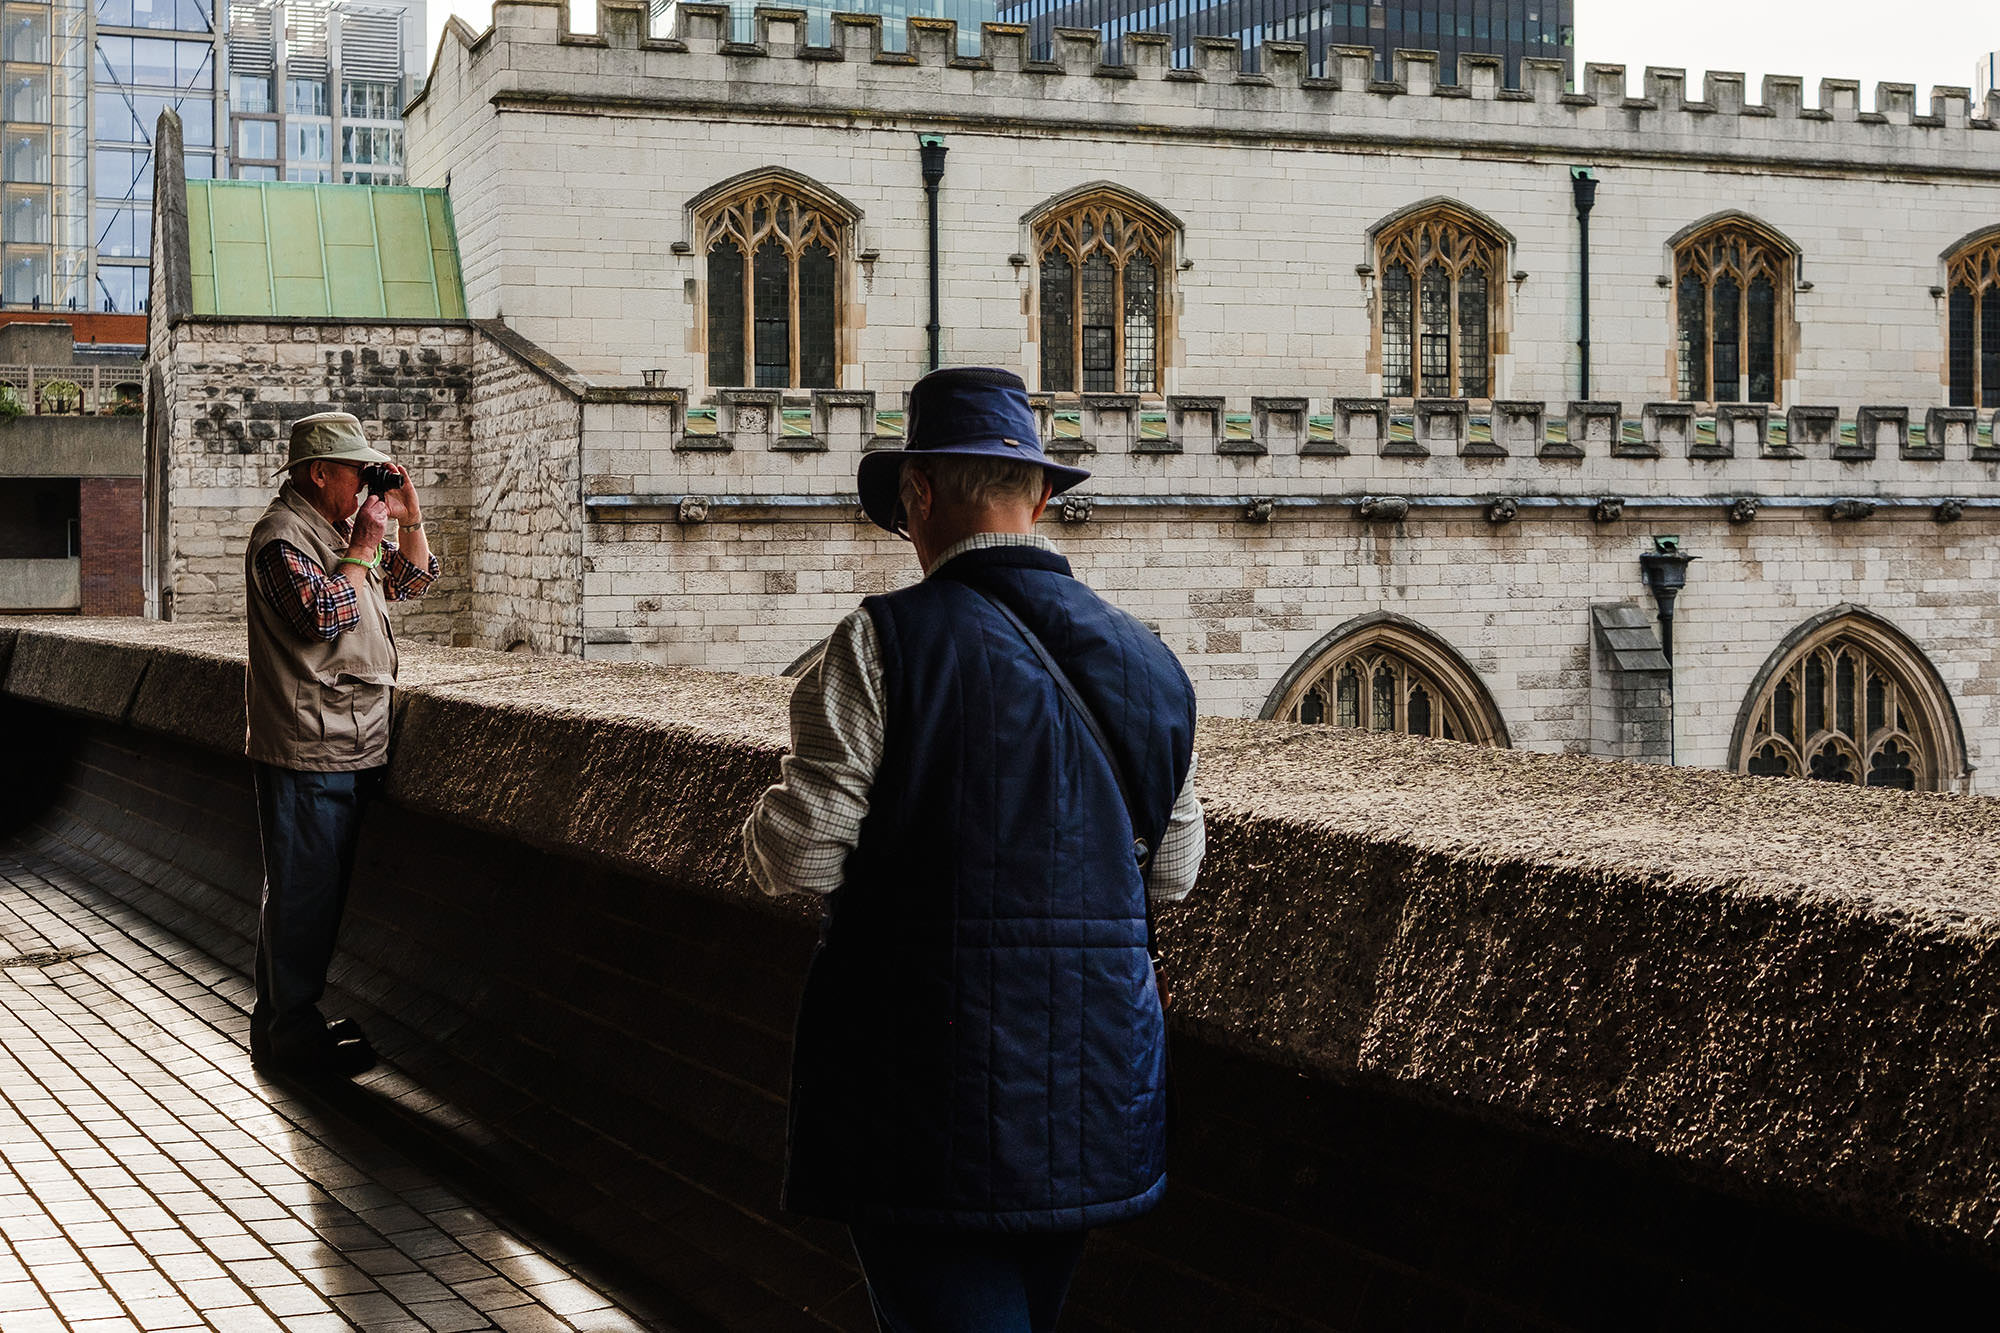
top-left (1030, 480), bottom-right (1054, 523)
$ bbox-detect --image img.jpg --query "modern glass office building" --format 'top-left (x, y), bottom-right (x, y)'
top-left (652, 0), bottom-right (997, 52)
top-left (996, 0), bottom-right (1574, 85)
top-left (2, 0), bottom-right (90, 310)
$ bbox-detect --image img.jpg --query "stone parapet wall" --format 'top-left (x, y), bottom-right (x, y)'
top-left (2, 617), bottom-right (1995, 1330)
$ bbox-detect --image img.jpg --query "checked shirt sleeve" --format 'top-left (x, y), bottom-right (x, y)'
top-left (742, 609), bottom-right (886, 897)
top-left (254, 540), bottom-right (360, 644)
top-left (1145, 753), bottom-right (1206, 903)
top-left (379, 538), bottom-right (440, 602)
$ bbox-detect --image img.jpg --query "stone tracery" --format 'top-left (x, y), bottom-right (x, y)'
top-left (1031, 190), bottom-right (1173, 396)
top-left (1736, 614), bottom-right (1962, 792)
top-left (1267, 619), bottom-right (1509, 748)
top-left (1374, 205), bottom-right (1504, 400)
top-left (697, 179), bottom-right (851, 391)
top-left (1673, 217), bottom-right (1794, 405)
top-left (1945, 231), bottom-right (2000, 407)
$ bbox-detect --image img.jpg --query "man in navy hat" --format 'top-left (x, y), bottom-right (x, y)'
top-left (744, 367), bottom-right (1204, 1331)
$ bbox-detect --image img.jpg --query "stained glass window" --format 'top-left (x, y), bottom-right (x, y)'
top-left (1376, 206), bottom-right (1504, 401)
top-left (1675, 220), bottom-right (1791, 404)
top-left (1945, 234), bottom-right (2000, 408)
top-left (1033, 192), bottom-right (1172, 395)
top-left (699, 182), bottom-right (847, 390)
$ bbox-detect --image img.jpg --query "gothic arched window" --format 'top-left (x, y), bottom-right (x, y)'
top-left (1945, 232), bottom-right (2000, 407)
top-left (1376, 206), bottom-right (1504, 400)
top-left (1735, 615), bottom-right (1964, 793)
top-left (698, 181), bottom-right (848, 390)
top-left (1673, 218), bottom-right (1794, 405)
top-left (1264, 619), bottom-right (1509, 748)
top-left (1032, 191), bottom-right (1171, 395)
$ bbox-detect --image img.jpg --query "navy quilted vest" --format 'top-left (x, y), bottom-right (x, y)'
top-left (782, 544), bottom-right (1197, 1231)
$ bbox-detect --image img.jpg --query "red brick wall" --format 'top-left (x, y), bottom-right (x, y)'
top-left (79, 478), bottom-right (142, 616)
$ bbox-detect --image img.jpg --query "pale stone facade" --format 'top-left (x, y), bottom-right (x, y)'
top-left (145, 0), bottom-right (2000, 794)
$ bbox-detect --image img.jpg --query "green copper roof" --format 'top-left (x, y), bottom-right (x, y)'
top-left (185, 181), bottom-right (466, 319)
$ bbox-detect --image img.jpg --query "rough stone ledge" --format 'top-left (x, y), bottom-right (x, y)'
top-left (6, 618), bottom-right (1997, 1268)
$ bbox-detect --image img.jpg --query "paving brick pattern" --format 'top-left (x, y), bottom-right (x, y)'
top-left (0, 849), bottom-right (672, 1332)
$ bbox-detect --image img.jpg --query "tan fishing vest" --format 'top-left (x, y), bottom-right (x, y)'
top-left (243, 481), bottom-right (398, 771)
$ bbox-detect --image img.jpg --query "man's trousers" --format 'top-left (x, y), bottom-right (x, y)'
top-left (250, 763), bottom-right (378, 1061)
top-left (848, 1224), bottom-right (1088, 1333)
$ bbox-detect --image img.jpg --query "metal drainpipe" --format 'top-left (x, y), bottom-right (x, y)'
top-left (1571, 167), bottom-right (1598, 401)
top-left (919, 134), bottom-right (948, 372)
top-left (1639, 537), bottom-right (1697, 765)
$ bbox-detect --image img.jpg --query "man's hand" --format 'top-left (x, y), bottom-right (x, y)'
top-left (380, 463), bottom-right (423, 526)
top-left (350, 495), bottom-right (388, 553)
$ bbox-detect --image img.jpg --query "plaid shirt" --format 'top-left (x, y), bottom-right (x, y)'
top-left (254, 529), bottom-right (439, 644)
top-left (743, 533), bottom-right (1205, 902)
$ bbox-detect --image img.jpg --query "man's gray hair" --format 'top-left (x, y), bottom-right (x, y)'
top-left (899, 454), bottom-right (1049, 515)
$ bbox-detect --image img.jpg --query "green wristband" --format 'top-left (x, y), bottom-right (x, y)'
top-left (337, 552), bottom-right (380, 572)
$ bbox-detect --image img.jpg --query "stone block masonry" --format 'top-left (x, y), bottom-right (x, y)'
top-left (4, 618), bottom-right (1997, 1330)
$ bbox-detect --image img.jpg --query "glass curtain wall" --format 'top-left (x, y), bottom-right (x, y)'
top-left (652, 0), bottom-right (997, 54)
top-left (2, 0), bottom-right (88, 309)
top-left (91, 0), bottom-right (218, 312)
top-left (993, 0), bottom-right (1575, 85)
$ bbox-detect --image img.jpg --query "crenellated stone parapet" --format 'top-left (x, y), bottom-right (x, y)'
top-left (579, 392), bottom-right (2000, 517)
top-left (413, 0), bottom-right (2000, 177)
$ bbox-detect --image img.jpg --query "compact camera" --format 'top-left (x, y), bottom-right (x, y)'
top-left (359, 463), bottom-right (403, 499)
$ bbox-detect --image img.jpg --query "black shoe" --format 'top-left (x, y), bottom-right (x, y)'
top-left (254, 1029), bottom-right (377, 1080)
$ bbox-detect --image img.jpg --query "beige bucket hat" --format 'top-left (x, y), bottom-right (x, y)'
top-left (273, 411), bottom-right (393, 479)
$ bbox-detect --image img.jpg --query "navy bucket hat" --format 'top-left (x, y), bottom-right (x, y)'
top-left (856, 367), bottom-right (1091, 535)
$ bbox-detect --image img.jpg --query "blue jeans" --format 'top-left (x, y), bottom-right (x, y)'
top-left (848, 1225), bottom-right (1088, 1333)
top-left (250, 763), bottom-right (378, 1060)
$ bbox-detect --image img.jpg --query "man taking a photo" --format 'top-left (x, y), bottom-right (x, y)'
top-left (244, 411), bottom-right (436, 1079)
top-left (744, 367), bottom-right (1204, 1332)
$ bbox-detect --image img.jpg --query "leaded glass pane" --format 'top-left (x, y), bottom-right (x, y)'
top-left (1337, 667), bottom-right (1361, 729)
top-left (1408, 683), bottom-right (1433, 737)
top-left (1836, 653), bottom-right (1856, 737)
top-left (752, 239), bottom-right (790, 389)
top-left (1982, 291), bottom-right (2000, 410)
top-left (1747, 276), bottom-right (1775, 404)
top-left (1371, 666), bottom-right (1396, 732)
top-left (1867, 675), bottom-right (1887, 735)
top-left (1081, 253), bottom-right (1116, 393)
top-left (1809, 744), bottom-right (1856, 784)
top-left (1123, 256), bottom-right (1157, 394)
top-left (1457, 267), bottom-right (1488, 398)
top-left (1040, 253), bottom-right (1074, 394)
top-left (1712, 274), bottom-right (1741, 403)
top-left (1748, 742), bottom-right (1794, 778)
top-left (1868, 741), bottom-right (1917, 791)
top-left (1677, 273), bottom-right (1707, 401)
top-left (1773, 678), bottom-right (1796, 745)
top-left (1949, 285), bottom-right (1976, 407)
top-left (797, 242), bottom-right (836, 389)
top-left (1805, 656), bottom-right (1826, 735)
top-left (1419, 263), bottom-right (1451, 398)
top-left (707, 240), bottom-right (745, 388)
top-left (1383, 264), bottom-right (1414, 398)
top-left (1300, 690), bottom-right (1324, 725)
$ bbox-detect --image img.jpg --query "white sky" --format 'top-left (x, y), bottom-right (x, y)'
top-left (427, 2), bottom-right (1999, 107)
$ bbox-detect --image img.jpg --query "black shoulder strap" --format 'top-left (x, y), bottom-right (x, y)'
top-left (961, 585), bottom-right (1157, 872)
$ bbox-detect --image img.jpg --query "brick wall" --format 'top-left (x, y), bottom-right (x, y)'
top-left (78, 478), bottom-right (142, 616)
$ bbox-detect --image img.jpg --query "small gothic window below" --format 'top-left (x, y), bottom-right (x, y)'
top-left (1735, 620), bottom-right (1960, 793)
top-left (1270, 621), bottom-right (1508, 749)
top-left (1375, 206), bottom-right (1504, 400)
top-left (1945, 234), bottom-right (2000, 408)
top-left (1032, 192), bottom-right (1173, 395)
top-left (1673, 219), bottom-right (1794, 405)
top-left (698, 181), bottom-right (848, 390)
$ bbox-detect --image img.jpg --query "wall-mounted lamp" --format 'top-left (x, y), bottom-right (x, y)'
top-left (1638, 534), bottom-right (1698, 663)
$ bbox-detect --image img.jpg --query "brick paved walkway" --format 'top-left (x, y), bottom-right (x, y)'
top-left (0, 847), bottom-right (675, 1332)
